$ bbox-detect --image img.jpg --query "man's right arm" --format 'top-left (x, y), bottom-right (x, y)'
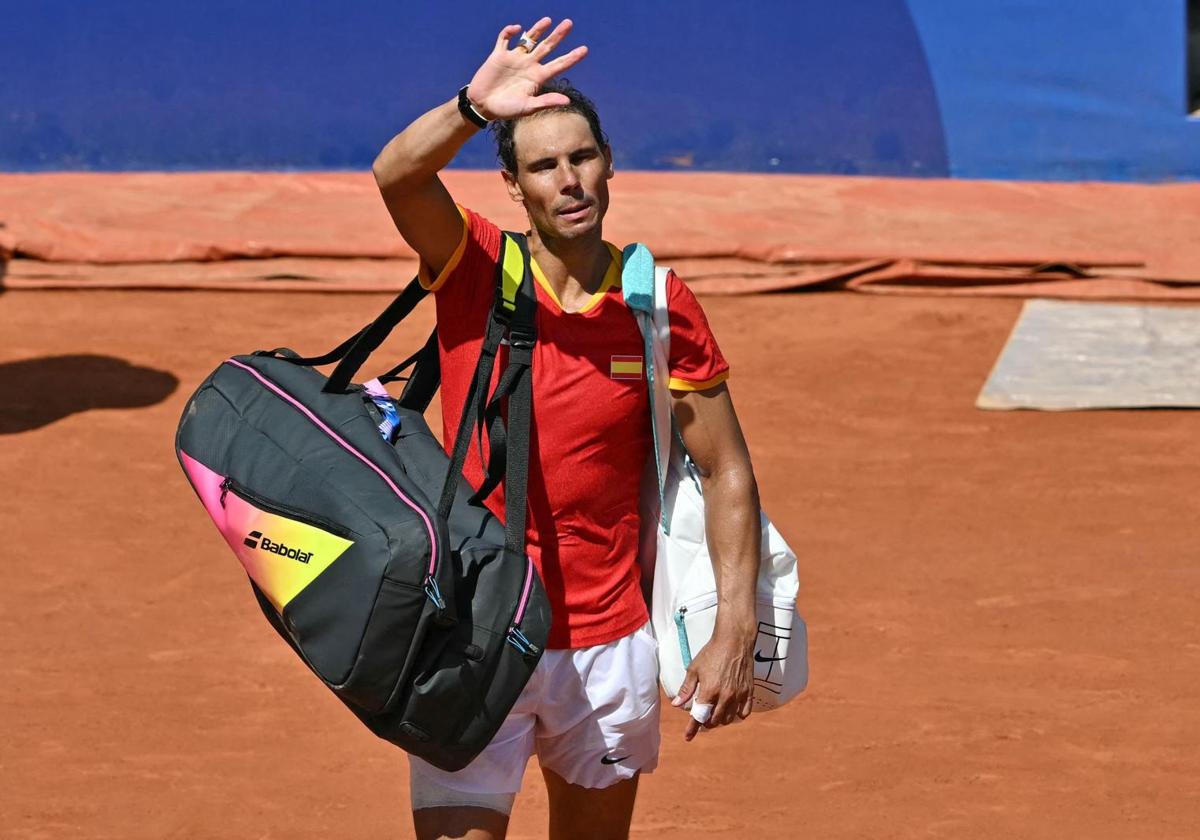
top-left (371, 18), bottom-right (587, 279)
top-left (372, 99), bottom-right (478, 280)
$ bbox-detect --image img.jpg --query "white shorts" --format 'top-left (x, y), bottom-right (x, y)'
top-left (408, 621), bottom-right (661, 813)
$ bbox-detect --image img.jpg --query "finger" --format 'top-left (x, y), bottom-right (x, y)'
top-left (672, 671), bottom-right (699, 707)
top-left (708, 684), bottom-right (748, 728)
top-left (705, 696), bottom-right (735, 729)
top-left (690, 701), bottom-right (715, 732)
top-left (530, 18), bottom-right (572, 60)
top-left (494, 24), bottom-right (523, 51)
top-left (523, 92), bottom-right (571, 114)
top-left (738, 695), bottom-right (754, 719)
top-left (539, 45), bottom-right (588, 79)
top-left (520, 16), bottom-right (553, 48)
top-left (684, 716), bottom-right (701, 742)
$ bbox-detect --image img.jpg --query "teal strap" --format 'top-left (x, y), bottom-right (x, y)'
top-left (673, 608), bottom-right (694, 668)
top-left (621, 243), bottom-right (655, 313)
top-left (621, 242), bottom-right (670, 528)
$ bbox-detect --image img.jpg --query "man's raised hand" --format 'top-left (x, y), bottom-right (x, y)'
top-left (466, 18), bottom-right (588, 122)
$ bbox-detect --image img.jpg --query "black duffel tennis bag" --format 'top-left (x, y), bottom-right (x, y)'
top-left (175, 232), bottom-right (551, 771)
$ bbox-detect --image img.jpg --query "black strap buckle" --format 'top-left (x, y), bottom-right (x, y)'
top-left (506, 326), bottom-right (536, 350)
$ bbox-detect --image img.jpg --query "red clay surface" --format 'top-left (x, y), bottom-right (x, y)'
top-left (3, 286), bottom-right (1199, 839)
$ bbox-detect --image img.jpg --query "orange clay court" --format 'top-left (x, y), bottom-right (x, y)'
top-left (2, 172), bottom-right (1199, 838)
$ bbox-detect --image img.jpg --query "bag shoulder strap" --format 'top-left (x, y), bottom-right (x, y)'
top-left (495, 233), bottom-right (538, 554)
top-left (621, 244), bottom-right (674, 529)
top-left (253, 275), bottom-right (432, 396)
top-left (437, 231), bottom-right (536, 555)
top-left (322, 279), bottom-right (430, 394)
top-left (621, 243), bottom-right (656, 314)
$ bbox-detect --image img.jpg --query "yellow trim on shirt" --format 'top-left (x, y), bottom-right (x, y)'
top-left (606, 242), bottom-right (623, 290)
top-left (532, 242), bottom-right (623, 314)
top-left (417, 204), bottom-right (469, 292)
top-left (668, 370), bottom-right (730, 393)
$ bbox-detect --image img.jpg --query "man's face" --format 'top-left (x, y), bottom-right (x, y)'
top-left (503, 110), bottom-right (614, 242)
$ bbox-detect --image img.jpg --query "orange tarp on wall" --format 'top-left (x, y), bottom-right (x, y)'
top-left (1, 172), bottom-right (1196, 298)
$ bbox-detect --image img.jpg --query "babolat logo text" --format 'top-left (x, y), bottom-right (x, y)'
top-left (243, 530), bottom-right (313, 564)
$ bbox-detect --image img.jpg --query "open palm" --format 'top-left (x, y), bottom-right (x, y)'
top-left (467, 18), bottom-right (588, 121)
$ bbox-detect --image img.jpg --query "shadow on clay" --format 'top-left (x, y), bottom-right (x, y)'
top-left (0, 354), bottom-right (179, 434)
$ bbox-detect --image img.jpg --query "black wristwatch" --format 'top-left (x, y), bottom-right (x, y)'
top-left (457, 85), bottom-right (490, 129)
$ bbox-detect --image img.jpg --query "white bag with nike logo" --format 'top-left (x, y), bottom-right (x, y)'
top-left (622, 244), bottom-right (808, 711)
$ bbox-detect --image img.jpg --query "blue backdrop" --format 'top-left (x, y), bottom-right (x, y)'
top-left (3, 1), bottom-right (1197, 180)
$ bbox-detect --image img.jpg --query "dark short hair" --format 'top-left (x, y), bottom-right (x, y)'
top-left (491, 79), bottom-right (609, 174)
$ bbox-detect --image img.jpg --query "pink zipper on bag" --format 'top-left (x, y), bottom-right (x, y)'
top-left (505, 556), bottom-right (538, 655)
top-left (514, 556), bottom-right (533, 624)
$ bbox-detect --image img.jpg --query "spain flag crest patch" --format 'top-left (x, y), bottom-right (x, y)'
top-left (610, 354), bottom-right (644, 380)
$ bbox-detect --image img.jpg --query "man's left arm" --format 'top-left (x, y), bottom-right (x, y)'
top-left (669, 381), bottom-right (762, 741)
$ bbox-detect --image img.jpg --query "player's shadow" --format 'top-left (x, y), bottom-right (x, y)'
top-left (0, 354), bottom-right (179, 434)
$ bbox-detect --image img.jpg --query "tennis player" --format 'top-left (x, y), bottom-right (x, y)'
top-left (373, 18), bottom-right (763, 840)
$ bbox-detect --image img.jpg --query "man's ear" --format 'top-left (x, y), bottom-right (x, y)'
top-left (501, 168), bottom-right (524, 203)
top-left (604, 144), bottom-right (615, 179)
